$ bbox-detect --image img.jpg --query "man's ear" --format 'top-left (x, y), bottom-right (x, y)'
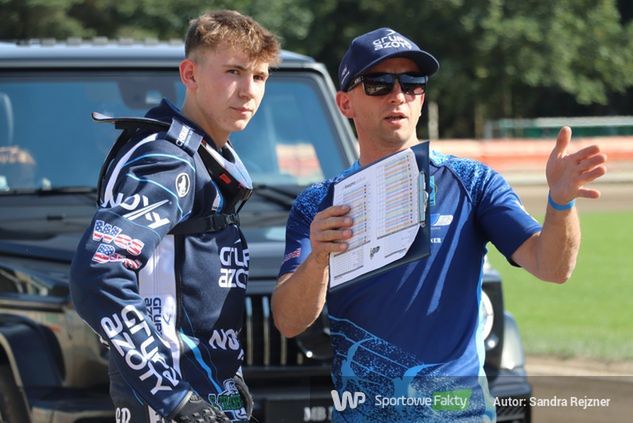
top-left (336, 91), bottom-right (354, 119)
top-left (179, 58), bottom-right (197, 89)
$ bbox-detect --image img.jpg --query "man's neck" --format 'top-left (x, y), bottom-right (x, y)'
top-left (180, 101), bottom-right (228, 149)
top-left (358, 137), bottom-right (419, 167)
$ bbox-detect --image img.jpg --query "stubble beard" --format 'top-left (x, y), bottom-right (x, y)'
top-left (379, 125), bottom-right (416, 149)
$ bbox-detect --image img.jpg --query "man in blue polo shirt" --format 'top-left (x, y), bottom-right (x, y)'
top-left (271, 27), bottom-right (607, 422)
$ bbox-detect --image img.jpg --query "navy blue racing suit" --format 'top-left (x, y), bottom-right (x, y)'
top-left (70, 100), bottom-right (250, 422)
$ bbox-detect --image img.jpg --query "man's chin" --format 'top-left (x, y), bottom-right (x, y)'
top-left (230, 119), bottom-right (252, 133)
top-left (382, 130), bottom-right (414, 146)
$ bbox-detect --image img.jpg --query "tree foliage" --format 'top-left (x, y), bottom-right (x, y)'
top-left (1, 0), bottom-right (631, 138)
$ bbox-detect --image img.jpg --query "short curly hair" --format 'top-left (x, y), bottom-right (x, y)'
top-left (185, 10), bottom-right (280, 65)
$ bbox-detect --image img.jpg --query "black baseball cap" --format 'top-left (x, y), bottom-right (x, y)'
top-left (338, 27), bottom-right (439, 92)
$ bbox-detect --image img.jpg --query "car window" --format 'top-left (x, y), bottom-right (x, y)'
top-left (231, 76), bottom-right (345, 185)
top-left (0, 70), bottom-right (346, 192)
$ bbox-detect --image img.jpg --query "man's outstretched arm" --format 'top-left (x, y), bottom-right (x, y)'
top-left (512, 127), bottom-right (607, 282)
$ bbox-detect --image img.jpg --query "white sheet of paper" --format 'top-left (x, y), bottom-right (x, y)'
top-left (329, 148), bottom-right (423, 290)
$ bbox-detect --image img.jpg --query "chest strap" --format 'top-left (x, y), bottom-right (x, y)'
top-left (169, 213), bottom-right (240, 235)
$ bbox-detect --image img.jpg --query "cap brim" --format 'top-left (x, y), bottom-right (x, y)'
top-left (347, 50), bottom-right (439, 90)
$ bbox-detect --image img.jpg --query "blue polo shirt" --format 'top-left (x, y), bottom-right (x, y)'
top-left (279, 147), bottom-right (541, 422)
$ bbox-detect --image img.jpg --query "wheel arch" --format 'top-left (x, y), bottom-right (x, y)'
top-left (0, 314), bottom-right (63, 390)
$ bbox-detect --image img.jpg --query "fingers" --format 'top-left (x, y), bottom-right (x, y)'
top-left (570, 143), bottom-right (606, 169)
top-left (552, 126), bottom-right (572, 158)
top-left (569, 145), bottom-right (607, 186)
top-left (576, 152), bottom-right (606, 171)
top-left (577, 163), bottom-right (608, 187)
top-left (562, 150), bottom-right (606, 199)
top-left (547, 129), bottom-right (609, 201)
top-left (572, 144), bottom-right (602, 159)
top-left (310, 205), bottom-right (353, 255)
top-left (312, 206), bottom-right (353, 239)
top-left (576, 187), bottom-right (602, 200)
top-left (322, 205), bottom-right (351, 217)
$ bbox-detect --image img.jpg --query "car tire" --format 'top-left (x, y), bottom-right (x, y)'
top-left (0, 364), bottom-right (30, 423)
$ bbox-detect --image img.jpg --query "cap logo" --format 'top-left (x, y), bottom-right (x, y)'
top-left (372, 30), bottom-right (413, 51)
top-left (341, 66), bottom-right (350, 81)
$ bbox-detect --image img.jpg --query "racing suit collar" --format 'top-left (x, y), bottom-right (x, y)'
top-left (146, 99), bottom-right (224, 151)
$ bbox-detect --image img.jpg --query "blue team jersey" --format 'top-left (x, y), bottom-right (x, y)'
top-left (279, 148), bottom-right (541, 422)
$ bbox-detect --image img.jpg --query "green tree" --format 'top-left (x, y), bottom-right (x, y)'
top-left (0, 0), bottom-right (86, 39)
top-left (272, 0), bottom-right (633, 138)
top-left (2, 0), bottom-right (631, 138)
top-left (454, 0), bottom-right (633, 137)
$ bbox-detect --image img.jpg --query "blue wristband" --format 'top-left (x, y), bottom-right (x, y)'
top-left (548, 192), bottom-right (576, 211)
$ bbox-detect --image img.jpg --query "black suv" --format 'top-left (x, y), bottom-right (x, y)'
top-left (0, 40), bottom-right (531, 423)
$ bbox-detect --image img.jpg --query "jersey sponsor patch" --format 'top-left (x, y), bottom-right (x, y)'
top-left (101, 305), bottom-right (179, 396)
top-left (144, 296), bottom-right (176, 334)
top-left (92, 220), bottom-right (144, 255)
top-left (208, 378), bottom-right (248, 421)
top-left (429, 214), bottom-right (453, 245)
top-left (176, 173), bottom-right (190, 197)
top-left (431, 214), bottom-right (453, 227)
top-left (218, 246), bottom-right (249, 289)
top-left (115, 408), bottom-right (131, 423)
top-left (92, 244), bottom-right (142, 269)
top-left (208, 328), bottom-right (240, 351)
top-left (91, 220), bottom-right (144, 268)
top-left (102, 193), bottom-right (171, 229)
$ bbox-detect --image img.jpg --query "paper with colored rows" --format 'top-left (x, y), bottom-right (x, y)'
top-left (329, 148), bottom-right (425, 289)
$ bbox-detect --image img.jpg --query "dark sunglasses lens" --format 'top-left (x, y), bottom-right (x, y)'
top-left (363, 75), bottom-right (395, 96)
top-left (399, 74), bottom-right (427, 95)
top-left (362, 74), bottom-right (426, 96)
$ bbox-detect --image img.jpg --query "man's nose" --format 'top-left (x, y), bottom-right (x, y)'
top-left (239, 76), bottom-right (258, 99)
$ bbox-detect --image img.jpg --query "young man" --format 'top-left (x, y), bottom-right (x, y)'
top-left (272, 27), bottom-right (607, 421)
top-left (70, 10), bottom-right (279, 423)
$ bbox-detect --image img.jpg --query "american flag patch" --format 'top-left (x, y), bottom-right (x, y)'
top-left (92, 244), bottom-right (116, 263)
top-left (92, 244), bottom-right (141, 270)
top-left (92, 220), bottom-right (121, 243)
top-left (282, 248), bottom-right (302, 265)
top-left (91, 220), bottom-right (144, 256)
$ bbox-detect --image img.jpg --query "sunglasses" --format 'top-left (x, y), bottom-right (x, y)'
top-left (347, 73), bottom-right (428, 96)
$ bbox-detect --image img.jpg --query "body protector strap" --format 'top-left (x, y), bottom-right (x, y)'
top-left (92, 112), bottom-right (253, 234)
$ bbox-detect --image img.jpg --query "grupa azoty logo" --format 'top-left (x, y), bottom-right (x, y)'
top-left (331, 390), bottom-right (366, 411)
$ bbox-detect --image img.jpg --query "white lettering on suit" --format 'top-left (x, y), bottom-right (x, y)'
top-left (101, 305), bottom-right (178, 395)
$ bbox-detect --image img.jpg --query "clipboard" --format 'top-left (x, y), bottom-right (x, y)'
top-left (324, 142), bottom-right (431, 292)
